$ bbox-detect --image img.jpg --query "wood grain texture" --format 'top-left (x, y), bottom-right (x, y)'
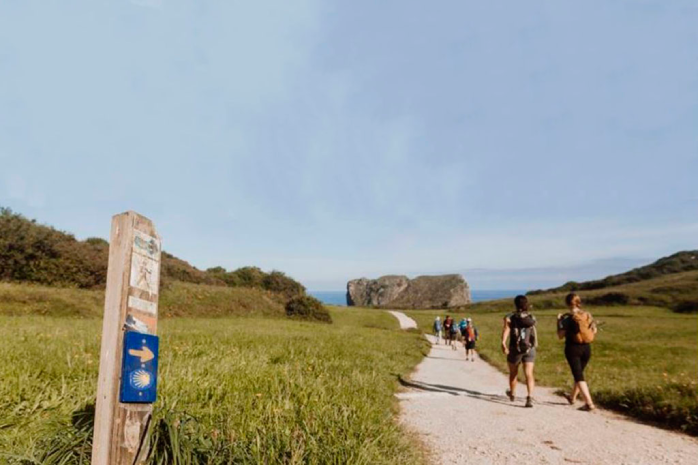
top-left (92, 212), bottom-right (161, 465)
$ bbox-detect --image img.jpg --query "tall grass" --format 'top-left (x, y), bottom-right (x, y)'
top-left (0, 308), bottom-right (427, 464)
top-left (0, 281), bottom-right (286, 318)
top-left (407, 305), bottom-right (698, 435)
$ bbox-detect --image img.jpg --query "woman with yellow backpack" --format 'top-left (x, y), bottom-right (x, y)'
top-left (557, 292), bottom-right (598, 411)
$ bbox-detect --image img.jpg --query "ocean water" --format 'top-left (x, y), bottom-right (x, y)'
top-left (309, 290), bottom-right (526, 306)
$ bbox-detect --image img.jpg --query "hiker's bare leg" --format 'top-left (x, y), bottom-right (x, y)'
top-left (571, 383), bottom-right (581, 402)
top-left (507, 363), bottom-right (518, 396)
top-left (578, 381), bottom-right (594, 407)
top-left (523, 362), bottom-right (535, 397)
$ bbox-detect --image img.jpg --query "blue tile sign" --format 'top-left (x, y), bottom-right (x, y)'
top-left (120, 331), bottom-right (159, 403)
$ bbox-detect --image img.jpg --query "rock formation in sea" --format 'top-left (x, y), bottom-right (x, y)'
top-left (346, 274), bottom-right (471, 308)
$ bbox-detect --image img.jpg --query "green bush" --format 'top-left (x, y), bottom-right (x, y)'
top-left (0, 207), bottom-right (108, 288)
top-left (160, 252), bottom-right (222, 287)
top-left (204, 267), bottom-right (306, 299)
top-left (262, 271), bottom-right (305, 299)
top-left (0, 208), bottom-right (307, 301)
top-left (285, 296), bottom-right (332, 323)
top-left (586, 292), bottom-right (631, 306)
top-left (673, 301), bottom-right (698, 313)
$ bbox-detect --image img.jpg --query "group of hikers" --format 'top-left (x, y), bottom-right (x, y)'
top-left (432, 314), bottom-right (479, 361)
top-left (432, 292), bottom-right (598, 411)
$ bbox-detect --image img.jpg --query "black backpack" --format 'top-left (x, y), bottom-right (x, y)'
top-left (511, 312), bottom-right (536, 354)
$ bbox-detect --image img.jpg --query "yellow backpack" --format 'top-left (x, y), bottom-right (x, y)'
top-left (572, 311), bottom-right (595, 344)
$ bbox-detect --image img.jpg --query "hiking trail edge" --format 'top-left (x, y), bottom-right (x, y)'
top-left (396, 333), bottom-right (698, 464)
top-left (388, 310), bottom-right (418, 330)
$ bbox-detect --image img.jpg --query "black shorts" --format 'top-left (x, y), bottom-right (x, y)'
top-left (507, 348), bottom-right (536, 365)
top-left (466, 341), bottom-right (476, 350)
top-left (565, 343), bottom-right (591, 382)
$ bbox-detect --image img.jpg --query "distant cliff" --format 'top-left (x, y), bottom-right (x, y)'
top-left (346, 274), bottom-right (471, 309)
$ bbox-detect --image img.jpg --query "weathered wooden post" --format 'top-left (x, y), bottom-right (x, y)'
top-left (92, 212), bottom-right (162, 464)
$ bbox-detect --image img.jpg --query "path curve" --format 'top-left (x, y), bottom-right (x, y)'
top-left (387, 310), bottom-right (418, 330)
top-left (397, 335), bottom-right (698, 464)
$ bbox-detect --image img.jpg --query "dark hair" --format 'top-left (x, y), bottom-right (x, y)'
top-left (565, 292), bottom-right (581, 307)
top-left (514, 295), bottom-right (529, 313)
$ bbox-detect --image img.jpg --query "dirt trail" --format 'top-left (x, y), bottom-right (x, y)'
top-left (388, 310), bottom-right (418, 329)
top-left (390, 312), bottom-right (698, 464)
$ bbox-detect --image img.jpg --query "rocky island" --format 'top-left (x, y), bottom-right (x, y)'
top-left (346, 274), bottom-right (471, 309)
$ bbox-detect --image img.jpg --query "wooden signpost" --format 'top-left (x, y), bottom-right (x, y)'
top-left (92, 212), bottom-right (162, 465)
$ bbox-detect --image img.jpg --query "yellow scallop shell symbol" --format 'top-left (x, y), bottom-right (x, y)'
top-left (130, 369), bottom-right (152, 390)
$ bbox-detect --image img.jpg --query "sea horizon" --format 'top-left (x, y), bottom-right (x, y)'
top-left (309, 289), bottom-right (527, 306)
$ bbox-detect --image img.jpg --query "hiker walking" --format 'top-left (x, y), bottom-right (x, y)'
top-left (443, 315), bottom-right (453, 346)
top-left (501, 295), bottom-right (538, 408)
top-left (458, 318), bottom-right (467, 340)
top-left (449, 319), bottom-right (459, 350)
top-left (557, 292), bottom-right (597, 411)
top-left (464, 318), bottom-right (478, 362)
top-left (433, 316), bottom-right (443, 344)
top-left (459, 317), bottom-right (468, 335)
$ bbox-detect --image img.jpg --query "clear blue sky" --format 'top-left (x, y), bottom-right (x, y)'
top-left (1, 1), bottom-right (696, 291)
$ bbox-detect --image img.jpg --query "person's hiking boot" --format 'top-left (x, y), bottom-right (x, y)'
top-left (578, 404), bottom-right (596, 412)
top-left (525, 396), bottom-right (534, 408)
top-left (505, 389), bottom-right (515, 402)
top-left (562, 393), bottom-right (575, 405)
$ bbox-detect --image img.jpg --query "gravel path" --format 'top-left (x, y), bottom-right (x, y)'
top-left (388, 310), bottom-right (418, 330)
top-left (397, 333), bottom-right (698, 464)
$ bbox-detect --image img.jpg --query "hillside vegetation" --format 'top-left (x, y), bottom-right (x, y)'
top-left (0, 207), bottom-right (305, 295)
top-left (0, 281), bottom-right (287, 318)
top-left (458, 251), bottom-right (698, 314)
top-left (530, 251), bottom-right (698, 293)
top-left (465, 270), bottom-right (698, 314)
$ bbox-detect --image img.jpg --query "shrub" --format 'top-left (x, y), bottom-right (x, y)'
top-left (673, 301), bottom-right (698, 313)
top-left (285, 296), bottom-right (332, 323)
top-left (262, 271), bottom-right (305, 299)
top-left (160, 252), bottom-right (222, 287)
top-left (0, 207), bottom-right (107, 288)
top-left (0, 208), bottom-right (308, 304)
top-left (204, 266), bottom-right (306, 298)
top-left (227, 266), bottom-right (266, 287)
top-left (586, 292), bottom-right (630, 306)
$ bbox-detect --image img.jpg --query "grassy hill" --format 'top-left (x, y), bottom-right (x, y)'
top-left (0, 208), bottom-right (308, 316)
top-left (0, 281), bottom-right (289, 318)
top-left (530, 250), bottom-right (698, 294)
top-left (462, 251), bottom-right (698, 314)
top-left (465, 270), bottom-right (698, 314)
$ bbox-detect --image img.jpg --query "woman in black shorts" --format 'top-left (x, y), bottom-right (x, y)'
top-left (501, 295), bottom-right (538, 408)
top-left (557, 293), bottom-right (597, 411)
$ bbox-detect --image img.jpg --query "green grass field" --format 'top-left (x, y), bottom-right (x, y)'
top-left (0, 307), bottom-right (428, 464)
top-left (407, 305), bottom-right (698, 435)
